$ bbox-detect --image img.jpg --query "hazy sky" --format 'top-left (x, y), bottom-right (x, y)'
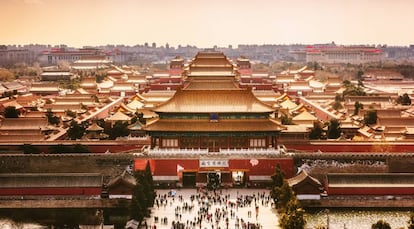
top-left (2, 0), bottom-right (414, 48)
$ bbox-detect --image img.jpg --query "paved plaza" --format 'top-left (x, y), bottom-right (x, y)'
top-left (144, 188), bottom-right (280, 229)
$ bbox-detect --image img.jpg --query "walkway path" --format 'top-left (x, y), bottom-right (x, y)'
top-left (144, 188), bottom-right (280, 229)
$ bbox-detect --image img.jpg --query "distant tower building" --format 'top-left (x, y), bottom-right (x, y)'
top-left (166, 43), bottom-right (170, 49)
top-left (169, 56), bottom-right (184, 75)
top-left (237, 56), bottom-right (252, 76)
top-left (152, 42), bottom-right (156, 48)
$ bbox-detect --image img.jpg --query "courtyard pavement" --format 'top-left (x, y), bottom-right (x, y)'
top-left (144, 188), bottom-right (280, 229)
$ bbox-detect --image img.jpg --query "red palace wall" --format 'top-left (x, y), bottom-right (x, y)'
top-left (135, 158), bottom-right (294, 178)
top-left (327, 187), bottom-right (414, 195)
top-left (282, 141), bottom-right (414, 153)
top-left (2, 141), bottom-right (149, 154)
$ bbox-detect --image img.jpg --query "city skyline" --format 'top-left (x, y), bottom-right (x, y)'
top-left (1, 0), bottom-right (414, 48)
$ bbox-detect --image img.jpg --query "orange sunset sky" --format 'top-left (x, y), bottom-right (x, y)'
top-left (1, 0), bottom-right (414, 48)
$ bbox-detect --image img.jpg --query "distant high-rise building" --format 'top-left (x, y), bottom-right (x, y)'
top-left (0, 45), bottom-right (35, 67)
top-left (38, 47), bottom-right (106, 65)
top-left (305, 45), bottom-right (384, 64)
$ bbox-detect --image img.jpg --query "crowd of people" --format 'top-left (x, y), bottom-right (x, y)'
top-left (146, 188), bottom-right (274, 229)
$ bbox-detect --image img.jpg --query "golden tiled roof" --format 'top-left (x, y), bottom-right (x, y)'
top-left (0, 134), bottom-right (44, 141)
top-left (106, 111), bottom-right (131, 121)
top-left (86, 122), bottom-right (104, 131)
top-left (184, 79), bottom-right (239, 90)
top-left (0, 117), bottom-right (48, 130)
top-left (287, 170), bottom-right (321, 187)
top-left (152, 89), bottom-right (274, 113)
top-left (145, 119), bottom-right (282, 132)
top-left (292, 111), bottom-right (318, 121)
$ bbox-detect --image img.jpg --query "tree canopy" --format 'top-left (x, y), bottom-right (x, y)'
top-left (353, 101), bottom-right (364, 116)
top-left (67, 121), bottom-right (86, 140)
top-left (309, 121), bottom-right (324, 140)
top-left (364, 110), bottom-right (377, 126)
top-left (327, 119), bottom-right (341, 139)
top-left (279, 199), bottom-right (306, 229)
top-left (371, 220), bottom-right (391, 229)
top-left (408, 212), bottom-right (414, 229)
top-left (281, 114), bottom-right (293, 125)
top-left (129, 162), bottom-right (156, 224)
top-left (107, 121), bottom-right (130, 140)
top-left (46, 109), bottom-right (60, 126)
top-left (396, 93), bottom-right (411, 105)
top-left (4, 106), bottom-right (20, 118)
top-left (342, 80), bottom-right (366, 97)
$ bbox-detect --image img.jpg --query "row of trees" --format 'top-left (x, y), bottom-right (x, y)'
top-left (308, 119), bottom-right (341, 140)
top-left (371, 215), bottom-right (414, 229)
top-left (270, 164), bottom-right (306, 229)
top-left (308, 108), bottom-right (379, 140)
top-left (129, 162), bottom-right (156, 226)
top-left (67, 120), bottom-right (132, 140)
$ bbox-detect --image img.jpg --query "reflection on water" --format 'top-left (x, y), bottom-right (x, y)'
top-left (305, 209), bottom-right (411, 229)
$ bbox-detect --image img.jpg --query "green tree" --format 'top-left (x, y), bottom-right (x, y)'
top-left (279, 198), bottom-right (306, 229)
top-left (357, 70), bottom-right (364, 81)
top-left (364, 110), bottom-right (377, 126)
top-left (271, 164), bottom-right (285, 188)
top-left (353, 101), bottom-right (364, 115)
top-left (335, 94), bottom-right (343, 102)
top-left (327, 119), bottom-right (341, 139)
top-left (131, 116), bottom-right (138, 124)
top-left (309, 121), bottom-right (324, 140)
top-left (275, 181), bottom-right (295, 210)
top-left (92, 94), bottom-right (100, 103)
top-left (46, 109), bottom-right (60, 126)
top-left (342, 80), bottom-right (366, 97)
top-left (4, 106), bottom-right (20, 118)
top-left (96, 118), bottom-right (106, 128)
top-left (270, 164), bottom-right (285, 203)
top-left (144, 162), bottom-right (156, 207)
top-left (357, 79), bottom-right (364, 87)
top-left (281, 114), bottom-right (293, 125)
top-left (0, 68), bottom-right (15, 81)
top-left (332, 100), bottom-right (342, 110)
top-left (129, 172), bottom-right (148, 223)
top-left (96, 74), bottom-right (105, 83)
top-left (137, 112), bottom-right (146, 125)
top-left (65, 109), bottom-right (77, 118)
top-left (67, 121), bottom-right (86, 140)
top-left (396, 93), bottom-right (411, 105)
top-left (371, 219), bottom-right (391, 229)
top-left (408, 212), bottom-right (414, 229)
top-left (342, 80), bottom-right (352, 88)
top-left (129, 194), bottom-right (144, 223)
top-left (107, 121), bottom-right (130, 140)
